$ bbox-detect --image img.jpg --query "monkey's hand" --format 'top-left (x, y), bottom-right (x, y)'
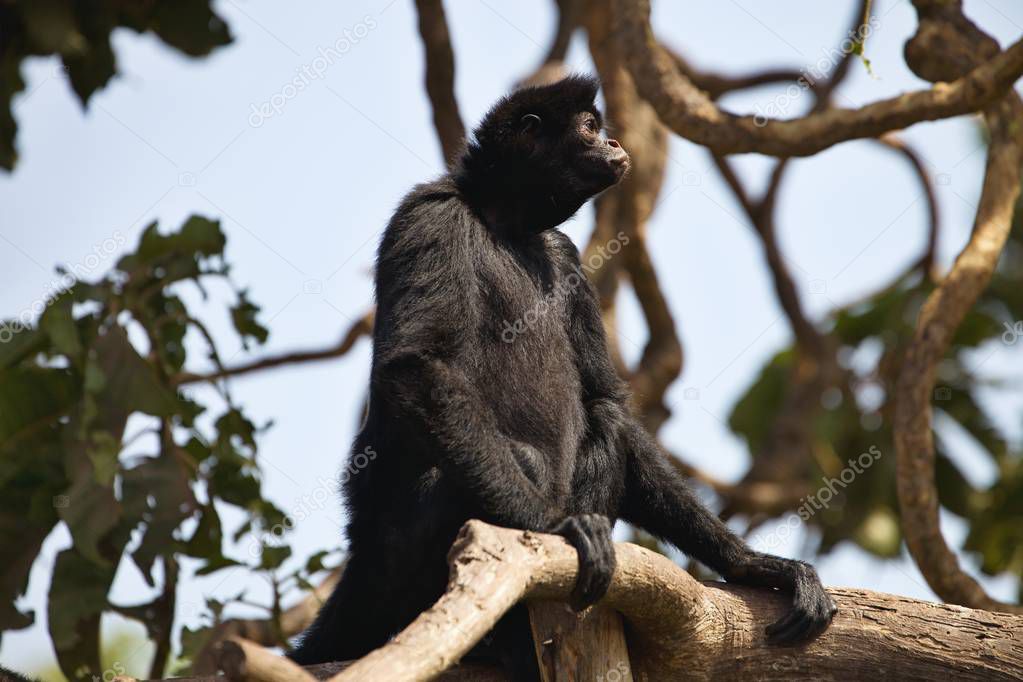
top-left (549, 513), bottom-right (616, 611)
top-left (727, 553), bottom-right (837, 645)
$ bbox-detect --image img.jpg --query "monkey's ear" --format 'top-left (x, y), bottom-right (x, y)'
top-left (519, 114), bottom-right (542, 134)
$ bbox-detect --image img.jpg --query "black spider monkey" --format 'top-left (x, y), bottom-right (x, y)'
top-left (291, 75), bottom-right (836, 676)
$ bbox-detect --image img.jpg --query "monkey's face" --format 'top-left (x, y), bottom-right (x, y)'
top-left (514, 107), bottom-right (630, 205)
top-left (566, 110), bottom-right (630, 193)
top-left (458, 76), bottom-right (631, 230)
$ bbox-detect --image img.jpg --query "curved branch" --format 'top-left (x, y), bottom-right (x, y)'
top-left (609, 0), bottom-right (1023, 157)
top-left (894, 97), bottom-right (1023, 615)
top-left (413, 0), bottom-right (466, 165)
top-left (876, 135), bottom-right (941, 278)
top-left (173, 310), bottom-right (373, 386)
top-left (331, 521), bottom-right (1023, 681)
top-left (892, 0), bottom-right (1023, 615)
top-left (669, 57), bottom-right (807, 101)
top-left (709, 0), bottom-right (867, 357)
top-left (585, 2), bottom-right (680, 432)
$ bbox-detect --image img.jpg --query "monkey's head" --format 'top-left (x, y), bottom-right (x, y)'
top-left (457, 75), bottom-right (629, 233)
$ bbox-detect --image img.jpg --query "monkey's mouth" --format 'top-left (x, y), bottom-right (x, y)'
top-left (611, 155), bottom-right (630, 181)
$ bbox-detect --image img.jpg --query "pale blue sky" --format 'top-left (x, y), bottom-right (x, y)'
top-left (2, 0), bottom-right (1022, 675)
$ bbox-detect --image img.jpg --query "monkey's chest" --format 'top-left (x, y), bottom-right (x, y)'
top-left (473, 274), bottom-right (587, 464)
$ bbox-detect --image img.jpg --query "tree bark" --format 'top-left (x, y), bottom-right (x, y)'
top-left (608, 0), bottom-right (1023, 157)
top-left (325, 521), bottom-right (1023, 681)
top-left (413, 0), bottom-right (465, 166)
top-left (529, 603), bottom-right (632, 681)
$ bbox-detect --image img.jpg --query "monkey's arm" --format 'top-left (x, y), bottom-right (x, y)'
top-left (618, 421), bottom-right (837, 644)
top-left (565, 252), bottom-right (835, 643)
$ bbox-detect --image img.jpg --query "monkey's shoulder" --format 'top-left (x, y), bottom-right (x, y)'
top-left (379, 177), bottom-right (476, 257)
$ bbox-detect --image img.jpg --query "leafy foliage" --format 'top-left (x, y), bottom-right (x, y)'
top-left (726, 194), bottom-right (1023, 581)
top-left (0, 216), bottom-right (301, 680)
top-left (0, 0), bottom-right (232, 170)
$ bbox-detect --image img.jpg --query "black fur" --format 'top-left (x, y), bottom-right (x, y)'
top-left (291, 75), bottom-right (835, 676)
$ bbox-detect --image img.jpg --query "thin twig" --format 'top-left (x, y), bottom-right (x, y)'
top-left (173, 310), bottom-right (373, 386)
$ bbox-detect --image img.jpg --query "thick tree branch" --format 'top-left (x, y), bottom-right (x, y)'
top-left (894, 97), bottom-right (1023, 615)
top-left (893, 0), bottom-right (1023, 615)
top-left (413, 0), bottom-right (466, 165)
top-left (609, 0), bottom-right (1023, 157)
top-left (329, 521), bottom-right (1023, 681)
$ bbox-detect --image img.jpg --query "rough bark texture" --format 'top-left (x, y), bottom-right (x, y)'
top-left (317, 521), bottom-right (1023, 681)
top-left (529, 603), bottom-right (632, 681)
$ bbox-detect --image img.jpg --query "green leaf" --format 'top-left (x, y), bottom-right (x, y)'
top-left (183, 503), bottom-right (239, 576)
top-left (0, 366), bottom-right (78, 442)
top-left (122, 450), bottom-right (198, 585)
top-left (259, 545), bottom-right (291, 571)
top-left (231, 290), bottom-right (269, 349)
top-left (47, 548), bottom-right (116, 679)
top-left (57, 469), bottom-right (121, 566)
top-left (0, 323), bottom-right (45, 368)
top-left (117, 216), bottom-right (226, 272)
top-left (831, 284), bottom-right (918, 346)
top-left (40, 295), bottom-right (83, 362)
top-left (20, 0), bottom-right (86, 54)
top-left (62, 31), bottom-right (116, 107)
top-left (92, 325), bottom-right (179, 418)
top-left (177, 624), bottom-right (215, 671)
top-left (727, 349), bottom-right (793, 454)
top-left (0, 48), bottom-right (27, 170)
top-left (304, 550), bottom-right (331, 575)
top-left (151, 0), bottom-right (232, 57)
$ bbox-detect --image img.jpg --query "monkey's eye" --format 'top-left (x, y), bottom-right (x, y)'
top-left (585, 117), bottom-right (599, 134)
top-left (520, 114), bottom-right (542, 133)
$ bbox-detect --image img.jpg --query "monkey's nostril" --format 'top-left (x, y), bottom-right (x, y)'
top-left (607, 138), bottom-right (621, 148)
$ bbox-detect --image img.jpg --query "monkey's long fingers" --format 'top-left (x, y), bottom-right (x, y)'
top-left (766, 574), bottom-right (837, 645)
top-left (577, 515), bottom-right (615, 609)
top-left (765, 607), bottom-right (812, 645)
top-left (550, 514), bottom-right (616, 611)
